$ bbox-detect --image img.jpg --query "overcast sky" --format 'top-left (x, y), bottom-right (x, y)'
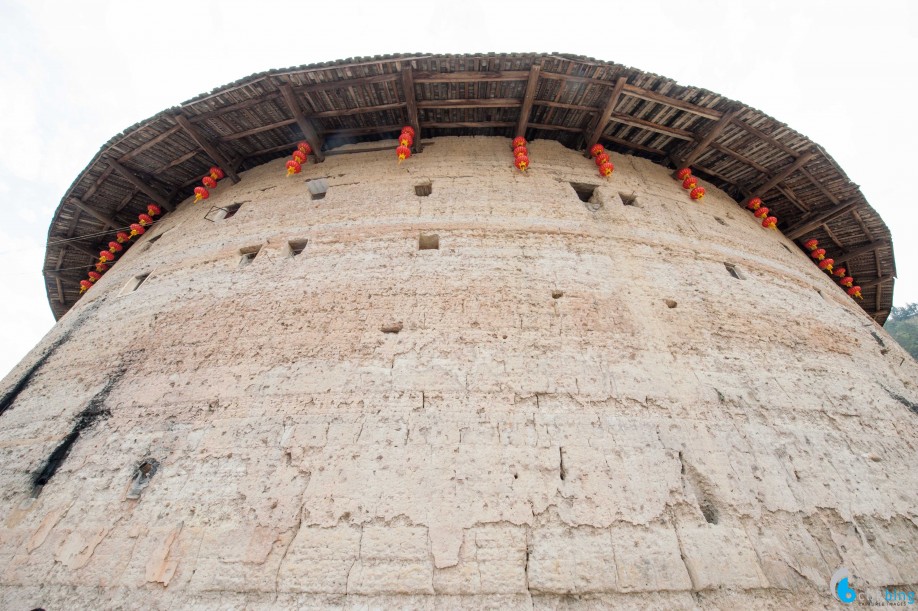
top-left (1, 0), bottom-right (916, 379)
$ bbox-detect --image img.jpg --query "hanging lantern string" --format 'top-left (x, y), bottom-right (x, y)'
top-left (45, 219), bottom-right (165, 248)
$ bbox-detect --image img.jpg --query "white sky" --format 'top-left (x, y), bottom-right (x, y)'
top-left (1, 0), bottom-right (916, 378)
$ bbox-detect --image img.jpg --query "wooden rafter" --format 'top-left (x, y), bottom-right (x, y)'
top-left (836, 239), bottom-right (891, 265)
top-left (731, 118), bottom-right (801, 159)
top-left (117, 125), bottom-right (183, 164)
top-left (859, 276), bottom-right (893, 290)
top-left (400, 65), bottom-right (421, 153)
top-left (68, 198), bottom-right (118, 229)
top-left (608, 112), bottom-right (693, 140)
top-left (515, 62), bottom-right (542, 139)
top-left (278, 83), bottom-right (325, 162)
top-left (583, 76), bottom-right (628, 156)
top-left (751, 151), bottom-right (817, 198)
top-left (413, 71), bottom-right (529, 83)
top-left (784, 196), bottom-right (861, 240)
top-left (673, 109), bottom-right (738, 171)
top-left (621, 84), bottom-right (724, 120)
top-left (173, 114), bottom-right (241, 183)
top-left (106, 158), bottom-right (173, 212)
top-left (418, 99), bottom-right (521, 109)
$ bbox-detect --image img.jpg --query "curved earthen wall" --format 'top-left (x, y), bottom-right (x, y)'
top-left (1, 137), bottom-right (917, 608)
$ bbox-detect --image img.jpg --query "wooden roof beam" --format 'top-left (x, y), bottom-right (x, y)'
top-left (672, 109), bottom-right (739, 172)
top-left (400, 65), bottom-right (422, 153)
top-left (278, 83), bottom-right (325, 162)
top-left (784, 196), bottom-right (861, 240)
top-left (583, 76), bottom-right (628, 157)
top-left (859, 276), bottom-right (893, 290)
top-left (750, 150), bottom-right (818, 198)
top-left (608, 113), bottom-right (694, 140)
top-left (106, 158), bottom-right (173, 212)
top-left (173, 114), bottom-right (241, 183)
top-left (68, 198), bottom-right (118, 229)
top-left (621, 84), bottom-right (724, 121)
top-left (413, 71), bottom-right (529, 83)
top-left (418, 99), bottom-right (521, 109)
top-left (59, 241), bottom-right (102, 259)
top-left (117, 125), bottom-right (183, 164)
top-left (515, 62), bottom-right (542, 138)
top-left (731, 119), bottom-right (801, 159)
top-left (835, 239), bottom-right (891, 265)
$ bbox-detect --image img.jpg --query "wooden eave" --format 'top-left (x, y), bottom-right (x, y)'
top-left (44, 53), bottom-right (895, 322)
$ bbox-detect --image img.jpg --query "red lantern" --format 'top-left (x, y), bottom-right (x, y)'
top-left (129, 223), bottom-right (145, 237)
top-left (804, 239), bottom-right (819, 251)
top-left (116, 231), bottom-right (131, 243)
top-left (819, 258), bottom-right (834, 272)
top-left (99, 250), bottom-right (114, 263)
top-left (285, 160), bottom-right (302, 176)
top-left (209, 166), bottom-right (225, 181)
top-left (396, 145), bottom-right (411, 162)
top-left (138, 214), bottom-right (153, 226)
top-left (401, 126), bottom-right (415, 139)
top-left (762, 216), bottom-right (778, 229)
top-left (88, 271), bottom-right (102, 282)
top-left (840, 276), bottom-right (854, 287)
top-left (595, 153), bottom-right (610, 167)
top-left (599, 162), bottom-right (614, 177)
top-left (754, 207), bottom-right (770, 219)
top-left (202, 176), bottom-right (217, 189)
top-left (399, 133), bottom-right (414, 147)
top-left (194, 186), bottom-right (209, 202)
top-left (676, 168), bottom-right (692, 180)
top-left (682, 176), bottom-right (697, 189)
top-left (108, 241), bottom-right (123, 253)
top-left (512, 136), bottom-right (527, 149)
top-left (291, 150), bottom-right (307, 165)
top-left (810, 248), bottom-right (826, 261)
top-left (147, 204), bottom-right (161, 217)
top-left (690, 186), bottom-right (706, 201)
top-left (590, 144), bottom-right (605, 157)
top-left (296, 142), bottom-right (311, 156)
top-left (513, 146), bottom-right (528, 158)
top-left (515, 155), bottom-right (530, 172)
top-left (833, 267), bottom-right (847, 277)
top-left (847, 286), bottom-right (863, 299)
top-left (80, 280), bottom-right (93, 293)
top-left (747, 197), bottom-right (763, 210)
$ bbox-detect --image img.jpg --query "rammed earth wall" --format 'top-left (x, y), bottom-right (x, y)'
top-left (1, 137), bottom-right (916, 608)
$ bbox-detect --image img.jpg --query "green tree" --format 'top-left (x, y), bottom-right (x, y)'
top-left (885, 303), bottom-right (918, 361)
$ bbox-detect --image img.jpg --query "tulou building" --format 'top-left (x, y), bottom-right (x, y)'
top-left (0, 53), bottom-right (915, 608)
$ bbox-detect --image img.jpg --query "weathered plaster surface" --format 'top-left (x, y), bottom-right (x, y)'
top-left (1, 137), bottom-right (916, 608)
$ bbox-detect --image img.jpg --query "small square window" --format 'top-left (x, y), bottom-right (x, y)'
top-left (570, 182), bottom-right (597, 203)
top-left (415, 183), bottom-right (432, 197)
top-left (122, 273), bottom-right (150, 294)
top-left (288, 239), bottom-right (308, 257)
top-left (419, 234), bottom-right (439, 250)
top-left (307, 179), bottom-right (328, 200)
top-left (239, 245), bottom-right (261, 267)
top-left (724, 262), bottom-right (744, 280)
top-left (223, 203), bottom-right (242, 219)
top-left (619, 192), bottom-right (638, 206)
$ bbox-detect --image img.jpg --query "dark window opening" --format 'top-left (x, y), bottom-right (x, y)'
top-left (223, 203), bottom-right (242, 219)
top-left (419, 234), bottom-right (439, 250)
top-left (126, 458), bottom-right (159, 500)
top-left (239, 245), bottom-right (261, 267)
top-left (288, 239), bottom-right (308, 257)
top-left (724, 263), bottom-right (743, 280)
top-left (570, 182), bottom-right (597, 203)
top-left (619, 192), bottom-right (638, 206)
top-left (415, 183), bottom-right (433, 197)
top-left (123, 273), bottom-right (150, 294)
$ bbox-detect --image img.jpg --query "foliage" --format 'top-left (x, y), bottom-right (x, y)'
top-left (885, 303), bottom-right (918, 361)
